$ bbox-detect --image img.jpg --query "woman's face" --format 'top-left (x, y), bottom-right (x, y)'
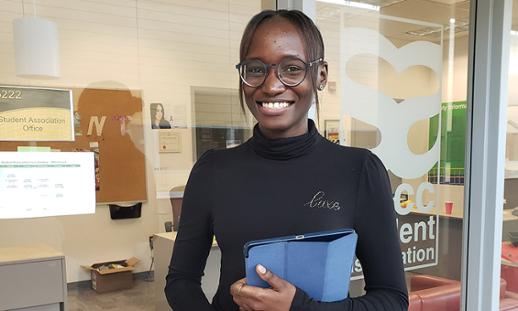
top-left (243, 17), bottom-right (326, 139)
top-left (155, 105), bottom-right (164, 121)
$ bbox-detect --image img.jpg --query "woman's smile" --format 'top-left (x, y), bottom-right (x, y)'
top-left (255, 100), bottom-right (294, 116)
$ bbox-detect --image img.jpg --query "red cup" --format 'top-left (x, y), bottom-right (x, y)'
top-left (444, 201), bottom-right (454, 215)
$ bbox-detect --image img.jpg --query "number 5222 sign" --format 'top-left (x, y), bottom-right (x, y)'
top-left (0, 86), bottom-right (74, 141)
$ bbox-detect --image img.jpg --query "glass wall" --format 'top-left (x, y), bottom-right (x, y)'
top-left (1, 0), bottom-right (513, 309)
top-left (501, 0), bottom-right (518, 308)
top-left (315, 0), bottom-right (470, 307)
top-left (0, 0), bottom-right (270, 308)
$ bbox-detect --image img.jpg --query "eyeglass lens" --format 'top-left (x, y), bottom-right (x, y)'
top-left (240, 58), bottom-right (308, 87)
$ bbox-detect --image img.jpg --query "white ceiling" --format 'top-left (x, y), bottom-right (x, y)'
top-left (318, 0), bottom-right (518, 43)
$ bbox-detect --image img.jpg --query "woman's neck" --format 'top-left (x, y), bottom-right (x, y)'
top-left (258, 121), bottom-right (309, 140)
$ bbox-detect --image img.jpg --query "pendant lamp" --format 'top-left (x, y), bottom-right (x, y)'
top-left (13, 2), bottom-right (60, 78)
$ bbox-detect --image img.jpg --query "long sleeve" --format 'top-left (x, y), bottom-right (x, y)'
top-left (290, 152), bottom-right (408, 311)
top-left (165, 150), bottom-right (217, 311)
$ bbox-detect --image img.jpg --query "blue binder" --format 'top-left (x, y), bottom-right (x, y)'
top-left (244, 228), bottom-right (358, 302)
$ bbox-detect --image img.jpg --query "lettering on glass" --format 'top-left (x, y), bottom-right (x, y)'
top-left (341, 22), bottom-right (443, 277)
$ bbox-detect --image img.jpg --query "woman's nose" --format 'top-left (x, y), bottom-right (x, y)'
top-left (261, 67), bottom-right (285, 95)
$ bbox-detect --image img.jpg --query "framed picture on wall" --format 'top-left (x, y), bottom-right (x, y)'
top-left (159, 131), bottom-right (182, 153)
top-left (324, 119), bottom-right (340, 144)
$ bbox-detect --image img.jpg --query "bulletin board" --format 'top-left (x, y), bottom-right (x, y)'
top-left (0, 87), bottom-right (147, 204)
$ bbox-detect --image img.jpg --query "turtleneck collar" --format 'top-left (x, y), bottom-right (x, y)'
top-left (249, 119), bottom-right (321, 160)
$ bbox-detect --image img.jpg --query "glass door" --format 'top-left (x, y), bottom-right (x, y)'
top-left (314, 0), bottom-right (470, 308)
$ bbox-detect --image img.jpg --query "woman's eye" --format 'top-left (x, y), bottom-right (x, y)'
top-left (284, 65), bottom-right (303, 73)
top-left (247, 66), bottom-right (265, 74)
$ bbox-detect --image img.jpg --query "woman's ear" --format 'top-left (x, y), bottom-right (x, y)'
top-left (318, 61), bottom-right (329, 90)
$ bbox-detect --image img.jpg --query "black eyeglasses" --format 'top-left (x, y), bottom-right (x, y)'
top-left (235, 57), bottom-right (323, 88)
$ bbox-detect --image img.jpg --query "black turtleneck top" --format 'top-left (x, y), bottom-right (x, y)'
top-left (165, 120), bottom-right (408, 311)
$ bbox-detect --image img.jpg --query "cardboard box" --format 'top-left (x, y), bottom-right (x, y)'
top-left (83, 257), bottom-right (139, 293)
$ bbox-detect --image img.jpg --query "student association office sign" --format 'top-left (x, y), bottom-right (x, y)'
top-left (0, 86), bottom-right (74, 141)
top-left (340, 20), bottom-right (443, 277)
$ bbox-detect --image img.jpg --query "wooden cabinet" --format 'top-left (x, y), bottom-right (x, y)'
top-left (0, 245), bottom-right (66, 311)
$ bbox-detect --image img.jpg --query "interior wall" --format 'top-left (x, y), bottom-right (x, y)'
top-left (442, 35), bottom-right (469, 103)
top-left (508, 35), bottom-right (518, 105)
top-left (316, 8), bottom-right (341, 128)
top-left (0, 0), bottom-right (261, 282)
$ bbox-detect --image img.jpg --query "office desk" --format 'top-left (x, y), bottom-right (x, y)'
top-left (0, 244), bottom-right (67, 311)
top-left (153, 232), bottom-right (220, 311)
top-left (504, 209), bottom-right (518, 222)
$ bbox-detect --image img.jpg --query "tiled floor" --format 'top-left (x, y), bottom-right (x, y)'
top-left (67, 279), bottom-right (156, 311)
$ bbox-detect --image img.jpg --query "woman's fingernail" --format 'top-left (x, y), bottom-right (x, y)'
top-left (257, 264), bottom-right (267, 274)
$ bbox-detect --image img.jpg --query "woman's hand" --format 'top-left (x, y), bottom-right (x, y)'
top-left (230, 264), bottom-right (296, 311)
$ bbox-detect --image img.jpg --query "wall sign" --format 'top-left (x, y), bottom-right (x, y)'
top-left (0, 86), bottom-right (74, 141)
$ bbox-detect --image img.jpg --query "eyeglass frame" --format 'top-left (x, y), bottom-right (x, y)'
top-left (235, 57), bottom-right (324, 88)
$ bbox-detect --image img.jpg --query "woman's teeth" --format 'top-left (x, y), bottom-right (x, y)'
top-left (261, 102), bottom-right (290, 109)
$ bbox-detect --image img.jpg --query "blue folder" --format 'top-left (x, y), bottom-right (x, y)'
top-left (244, 228), bottom-right (358, 302)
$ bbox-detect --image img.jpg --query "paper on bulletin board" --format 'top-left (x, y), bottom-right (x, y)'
top-left (17, 146), bottom-right (52, 152)
top-left (0, 152), bottom-right (95, 219)
top-left (159, 131), bottom-right (182, 153)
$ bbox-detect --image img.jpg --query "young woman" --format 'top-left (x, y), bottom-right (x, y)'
top-left (165, 10), bottom-right (408, 311)
top-left (150, 103), bottom-right (171, 129)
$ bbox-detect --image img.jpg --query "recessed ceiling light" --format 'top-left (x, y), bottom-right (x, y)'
top-left (317, 0), bottom-right (380, 11)
top-left (406, 21), bottom-right (469, 37)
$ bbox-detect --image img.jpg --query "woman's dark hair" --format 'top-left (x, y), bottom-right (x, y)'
top-left (238, 9), bottom-right (325, 116)
top-left (150, 103), bottom-right (172, 129)
top-left (150, 103), bottom-right (166, 122)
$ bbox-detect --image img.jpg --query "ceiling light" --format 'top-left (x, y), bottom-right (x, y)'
top-left (12, 1), bottom-right (60, 78)
top-left (406, 21), bottom-right (469, 37)
top-left (317, 0), bottom-right (380, 11)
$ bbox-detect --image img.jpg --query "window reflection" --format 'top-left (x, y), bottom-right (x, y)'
top-left (316, 1), bottom-right (470, 309)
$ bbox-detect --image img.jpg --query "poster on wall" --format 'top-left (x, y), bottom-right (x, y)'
top-left (150, 103), bottom-right (171, 129)
top-left (0, 152), bottom-right (95, 219)
top-left (0, 87), bottom-right (147, 204)
top-left (0, 86), bottom-right (74, 141)
top-left (428, 101), bottom-right (467, 185)
top-left (324, 119), bottom-right (340, 144)
top-left (149, 103), bottom-right (188, 129)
